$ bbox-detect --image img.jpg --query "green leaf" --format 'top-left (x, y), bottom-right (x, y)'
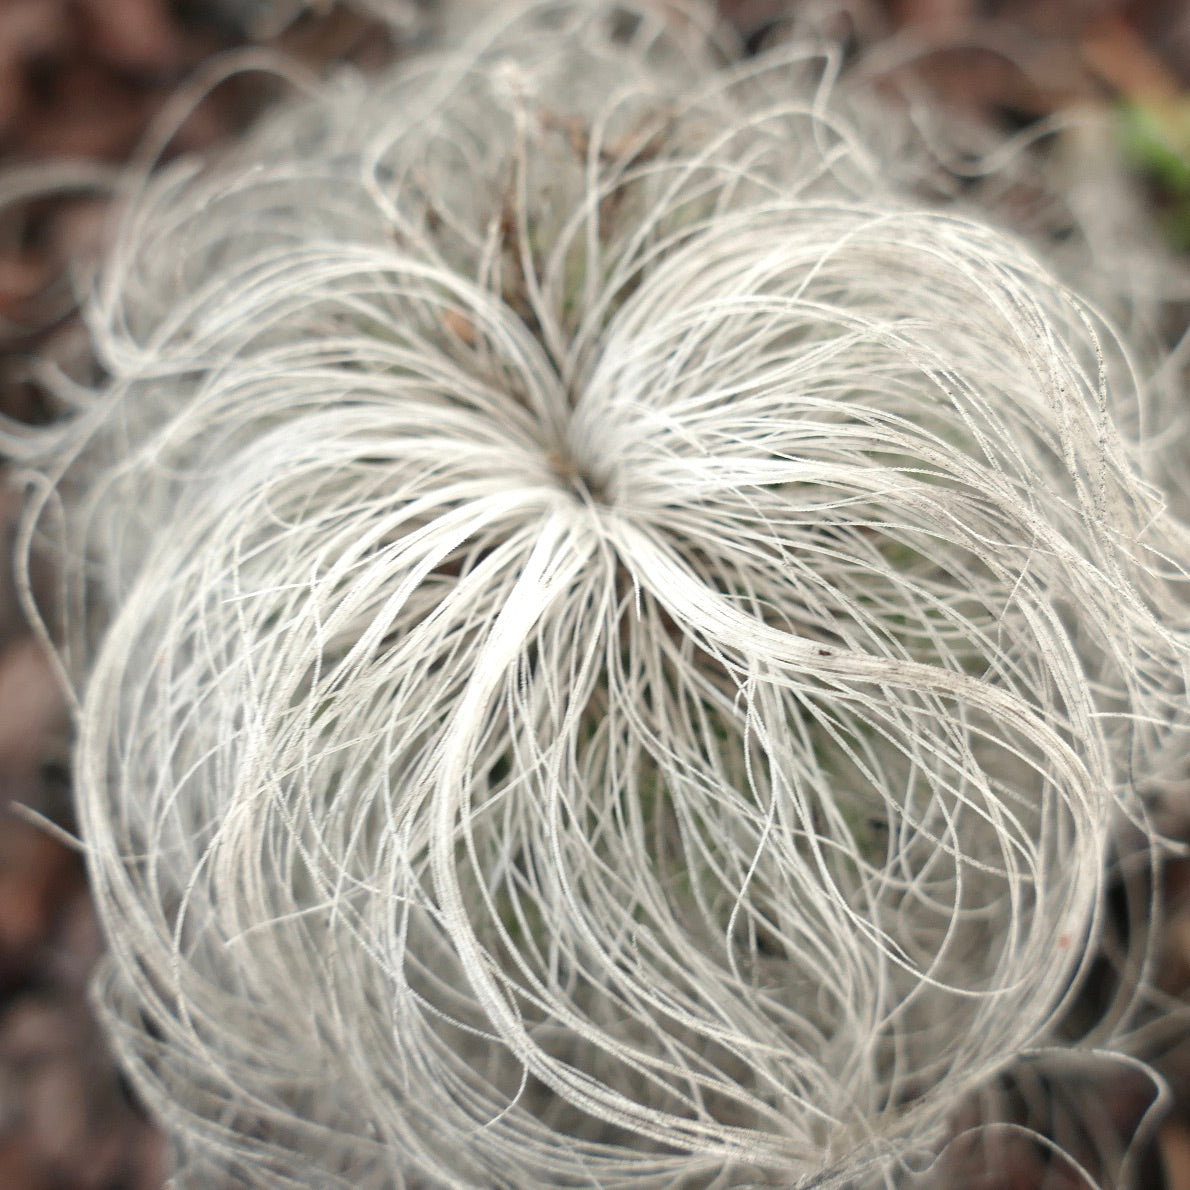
top-left (1118, 98), bottom-right (1190, 190)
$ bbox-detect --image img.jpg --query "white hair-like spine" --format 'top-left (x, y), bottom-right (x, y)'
top-left (12, 2), bottom-right (1190, 1186)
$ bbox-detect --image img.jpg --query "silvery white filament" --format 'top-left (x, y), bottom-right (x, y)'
top-left (844, 30), bottom-right (1190, 528)
top-left (14, 1), bottom-right (1190, 1186)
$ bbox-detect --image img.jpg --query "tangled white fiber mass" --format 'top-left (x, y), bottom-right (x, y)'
top-left (11, 0), bottom-right (1190, 1185)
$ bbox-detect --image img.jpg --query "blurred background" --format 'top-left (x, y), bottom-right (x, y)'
top-left (1, 1), bottom-right (1189, 1186)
